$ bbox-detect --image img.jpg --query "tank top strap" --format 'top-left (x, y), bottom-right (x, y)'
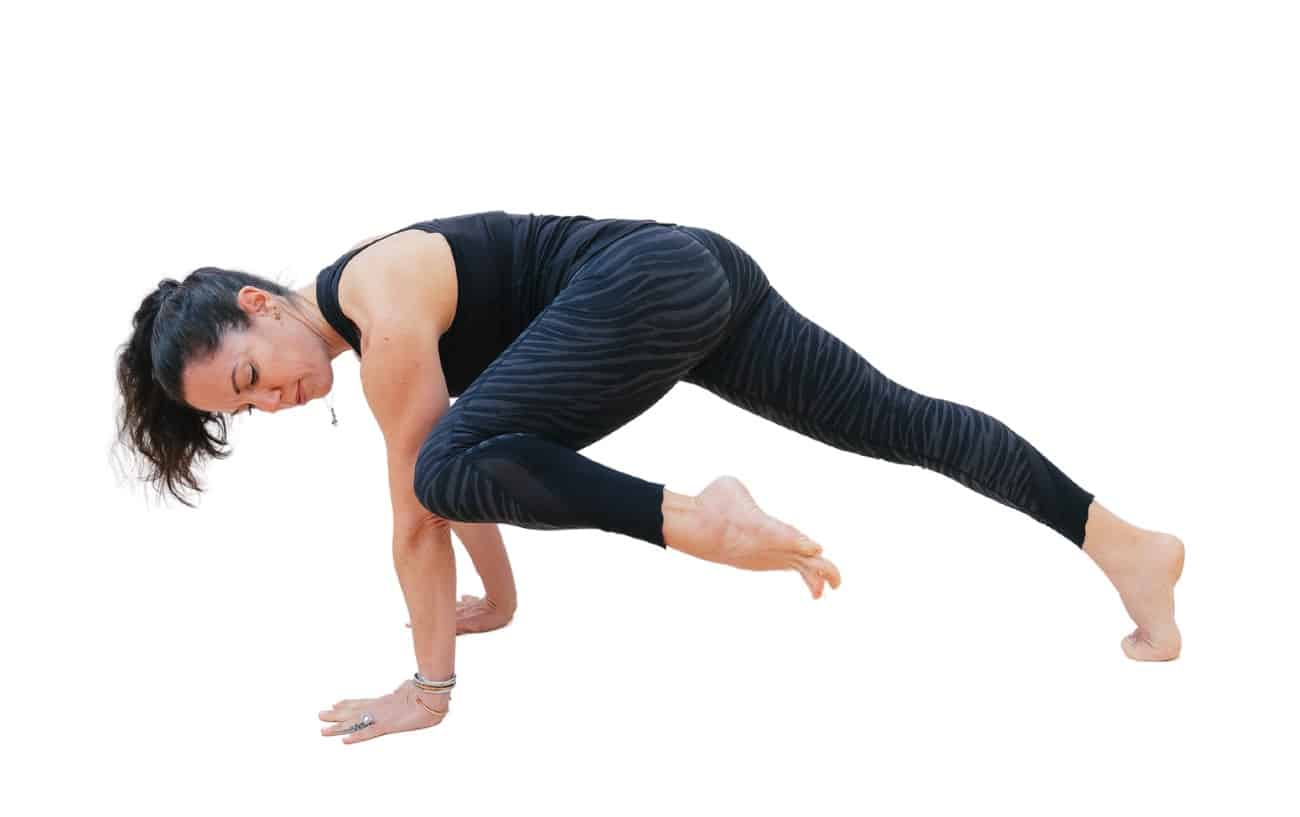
top-left (314, 223), bottom-right (424, 357)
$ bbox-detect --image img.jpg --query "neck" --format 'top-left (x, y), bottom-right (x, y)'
top-left (292, 282), bottom-right (353, 360)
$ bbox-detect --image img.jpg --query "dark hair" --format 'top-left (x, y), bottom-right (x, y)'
top-left (113, 267), bottom-right (311, 507)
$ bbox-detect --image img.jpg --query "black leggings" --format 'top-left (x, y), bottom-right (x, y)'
top-left (413, 224), bottom-right (1095, 548)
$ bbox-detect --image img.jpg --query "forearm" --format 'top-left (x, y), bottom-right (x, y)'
top-left (393, 525), bottom-right (457, 681)
top-left (450, 521), bottom-right (517, 609)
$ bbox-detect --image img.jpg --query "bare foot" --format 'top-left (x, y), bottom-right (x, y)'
top-left (663, 475), bottom-right (842, 600)
top-left (1082, 501), bottom-right (1185, 661)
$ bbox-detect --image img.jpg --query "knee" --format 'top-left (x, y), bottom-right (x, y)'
top-left (413, 427), bottom-right (517, 520)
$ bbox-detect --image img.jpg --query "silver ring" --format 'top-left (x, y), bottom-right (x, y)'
top-left (343, 712), bottom-right (375, 733)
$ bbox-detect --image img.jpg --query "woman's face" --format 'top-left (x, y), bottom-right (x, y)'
top-left (181, 287), bottom-right (335, 417)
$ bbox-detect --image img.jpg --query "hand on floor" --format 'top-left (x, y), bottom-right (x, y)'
top-left (406, 593), bottom-right (516, 635)
top-left (318, 679), bottom-right (447, 744)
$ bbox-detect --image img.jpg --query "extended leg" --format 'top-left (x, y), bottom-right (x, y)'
top-left (679, 228), bottom-right (1182, 658)
top-left (686, 284), bottom-right (1097, 546)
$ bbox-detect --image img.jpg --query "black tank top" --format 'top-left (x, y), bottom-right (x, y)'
top-left (315, 210), bottom-right (667, 396)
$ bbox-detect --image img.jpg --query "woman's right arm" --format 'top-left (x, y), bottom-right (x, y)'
top-left (348, 230), bottom-right (517, 632)
top-left (360, 315), bottom-right (457, 682)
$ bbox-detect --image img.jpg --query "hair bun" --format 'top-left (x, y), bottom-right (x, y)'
top-left (155, 278), bottom-right (185, 308)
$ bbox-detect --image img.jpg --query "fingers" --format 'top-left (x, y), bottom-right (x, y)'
top-left (408, 596), bottom-right (479, 629)
top-left (319, 705), bottom-right (361, 722)
top-left (321, 716), bottom-right (373, 737)
top-left (337, 709), bottom-right (437, 744)
top-left (320, 691), bottom-right (447, 744)
top-left (319, 696), bottom-right (379, 721)
top-left (320, 713), bottom-right (388, 743)
top-left (342, 722), bottom-right (388, 744)
top-left (408, 595), bottom-right (503, 635)
top-left (323, 699), bottom-right (363, 713)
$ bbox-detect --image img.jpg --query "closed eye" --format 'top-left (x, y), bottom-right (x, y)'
top-left (237, 362), bottom-right (258, 416)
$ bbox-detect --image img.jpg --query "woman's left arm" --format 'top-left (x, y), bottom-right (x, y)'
top-left (451, 522), bottom-right (517, 615)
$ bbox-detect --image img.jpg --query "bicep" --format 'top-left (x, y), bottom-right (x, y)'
top-left (360, 319), bottom-right (452, 536)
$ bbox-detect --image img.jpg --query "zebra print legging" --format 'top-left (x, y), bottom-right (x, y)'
top-left (413, 223), bottom-right (1095, 548)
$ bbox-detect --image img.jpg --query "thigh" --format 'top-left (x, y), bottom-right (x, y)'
top-left (423, 224), bottom-right (734, 461)
top-left (685, 284), bottom-right (1097, 545)
top-left (684, 285), bottom-right (915, 463)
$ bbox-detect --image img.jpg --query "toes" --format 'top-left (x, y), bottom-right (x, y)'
top-left (1119, 628), bottom-right (1181, 662)
top-left (1121, 631), bottom-right (1153, 661)
top-left (799, 538), bottom-right (822, 557)
top-left (792, 559), bottom-right (822, 599)
top-left (791, 556), bottom-right (840, 599)
top-left (811, 556), bottom-right (842, 589)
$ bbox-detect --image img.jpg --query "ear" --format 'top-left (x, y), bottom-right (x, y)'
top-left (236, 285), bottom-right (271, 316)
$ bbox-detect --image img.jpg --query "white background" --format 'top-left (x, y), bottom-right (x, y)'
top-left (4, 0), bottom-right (1296, 814)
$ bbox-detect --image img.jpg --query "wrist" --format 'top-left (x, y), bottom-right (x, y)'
top-left (415, 653), bottom-right (456, 681)
top-left (413, 676), bottom-right (460, 707)
top-left (483, 589), bottom-right (517, 613)
top-left (481, 575), bottom-right (515, 598)
top-left (412, 688), bottom-right (450, 716)
top-left (492, 594), bottom-right (517, 614)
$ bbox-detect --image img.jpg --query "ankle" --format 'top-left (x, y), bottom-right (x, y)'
top-left (1082, 501), bottom-right (1155, 574)
top-left (661, 489), bottom-right (700, 550)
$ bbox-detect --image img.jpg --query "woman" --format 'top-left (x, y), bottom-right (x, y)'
top-left (114, 210), bottom-right (1185, 744)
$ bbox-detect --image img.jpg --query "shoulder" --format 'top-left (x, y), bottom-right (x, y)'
top-left (337, 229), bottom-right (458, 349)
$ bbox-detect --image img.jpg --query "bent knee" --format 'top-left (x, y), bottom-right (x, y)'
top-left (413, 431), bottom-right (526, 520)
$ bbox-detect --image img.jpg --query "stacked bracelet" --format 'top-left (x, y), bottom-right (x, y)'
top-left (413, 671), bottom-right (457, 695)
top-left (412, 671), bottom-right (454, 717)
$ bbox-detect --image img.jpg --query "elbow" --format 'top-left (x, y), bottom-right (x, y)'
top-left (395, 454), bottom-right (455, 546)
top-left (394, 511), bottom-right (452, 547)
